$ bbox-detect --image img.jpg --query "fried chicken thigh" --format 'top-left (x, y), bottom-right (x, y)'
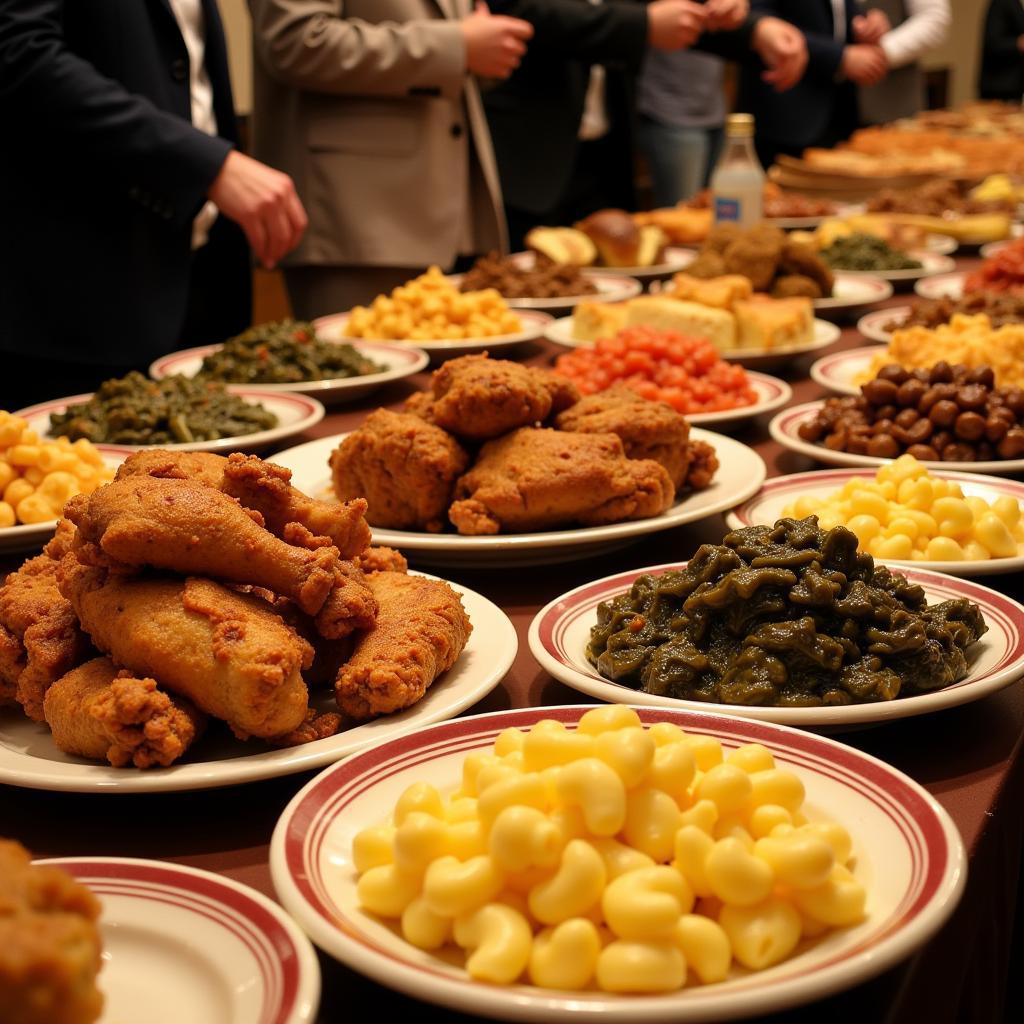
top-left (335, 572), bottom-right (472, 721)
top-left (448, 428), bottom-right (675, 535)
top-left (330, 409), bottom-right (469, 531)
top-left (65, 476), bottom-right (340, 617)
top-left (59, 560), bottom-right (312, 739)
top-left (428, 354), bottom-right (579, 440)
top-left (555, 385), bottom-right (693, 489)
top-left (43, 657), bottom-right (206, 769)
top-left (115, 450), bottom-right (371, 558)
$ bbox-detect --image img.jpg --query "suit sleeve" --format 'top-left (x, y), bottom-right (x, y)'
top-left (982, 0), bottom-right (1023, 59)
top-left (0, 0), bottom-right (232, 228)
top-left (249, 0), bottom-right (467, 100)
top-left (694, 14), bottom-right (762, 61)
top-left (487, 0), bottom-right (648, 68)
top-left (750, 0), bottom-right (845, 80)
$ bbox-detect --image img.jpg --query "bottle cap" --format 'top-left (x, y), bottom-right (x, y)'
top-left (726, 113), bottom-right (755, 138)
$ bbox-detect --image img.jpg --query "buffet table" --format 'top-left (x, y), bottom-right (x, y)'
top-left (2, 258), bottom-right (1022, 1023)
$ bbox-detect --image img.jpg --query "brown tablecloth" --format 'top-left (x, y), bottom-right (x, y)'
top-left (3, 262), bottom-right (1021, 1023)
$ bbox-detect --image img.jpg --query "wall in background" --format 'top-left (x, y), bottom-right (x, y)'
top-left (218, 0), bottom-right (253, 116)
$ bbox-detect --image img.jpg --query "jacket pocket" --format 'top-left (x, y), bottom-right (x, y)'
top-left (306, 100), bottom-right (422, 157)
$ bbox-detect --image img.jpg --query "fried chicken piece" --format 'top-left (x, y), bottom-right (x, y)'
top-left (0, 552), bottom-right (92, 722)
top-left (65, 476), bottom-right (340, 617)
top-left (330, 409), bottom-right (469, 531)
top-left (314, 560), bottom-right (378, 640)
top-left (115, 450), bottom-right (371, 559)
top-left (721, 236), bottom-right (781, 291)
top-left (685, 249), bottom-right (728, 279)
top-left (771, 274), bottom-right (823, 299)
top-left (538, 368), bottom-right (581, 417)
top-left (449, 428), bottom-right (675, 535)
top-left (355, 546), bottom-right (409, 575)
top-left (59, 560), bottom-right (312, 739)
top-left (42, 657), bottom-right (206, 769)
top-left (554, 385), bottom-right (693, 489)
top-left (335, 572), bottom-right (472, 721)
top-left (684, 438), bottom-right (719, 491)
top-left (779, 237), bottom-right (834, 296)
top-left (430, 354), bottom-right (571, 440)
top-left (703, 223), bottom-right (744, 253)
top-left (0, 839), bottom-right (104, 1024)
top-left (269, 707), bottom-right (343, 746)
top-left (402, 389), bottom-right (439, 423)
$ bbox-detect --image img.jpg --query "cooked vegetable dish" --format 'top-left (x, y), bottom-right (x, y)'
top-left (820, 233), bottom-right (922, 272)
top-left (198, 319), bottom-right (383, 383)
top-left (587, 516), bottom-right (986, 706)
top-left (48, 372), bottom-right (279, 445)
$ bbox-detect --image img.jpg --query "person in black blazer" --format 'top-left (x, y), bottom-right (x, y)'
top-left (740, 0), bottom-right (888, 167)
top-left (979, 0), bottom-right (1024, 102)
top-left (483, 1), bottom-right (807, 249)
top-left (0, 0), bottom-right (306, 406)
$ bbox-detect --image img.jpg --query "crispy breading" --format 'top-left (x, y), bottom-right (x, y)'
top-left (329, 409), bottom-right (469, 531)
top-left (449, 428), bottom-right (675, 535)
top-left (43, 657), bottom-right (206, 769)
top-left (335, 572), bottom-right (471, 721)
top-left (354, 546), bottom-right (409, 575)
top-left (59, 560), bottom-right (312, 740)
top-left (554, 385), bottom-right (694, 489)
top-left (779, 237), bottom-right (835, 295)
top-left (0, 839), bottom-right (104, 1024)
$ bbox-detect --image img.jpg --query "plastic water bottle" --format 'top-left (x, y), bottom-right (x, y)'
top-left (710, 113), bottom-right (765, 227)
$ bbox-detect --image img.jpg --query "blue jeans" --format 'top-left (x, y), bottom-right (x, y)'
top-left (636, 116), bottom-right (724, 207)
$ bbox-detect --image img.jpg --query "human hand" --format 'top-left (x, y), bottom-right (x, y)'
top-left (841, 43), bottom-right (889, 86)
top-left (1017, 34), bottom-right (1024, 53)
top-left (208, 150), bottom-right (307, 269)
top-left (705, 0), bottom-right (749, 33)
top-left (752, 16), bottom-right (808, 92)
top-left (460, 2), bottom-right (533, 79)
top-left (647, 0), bottom-right (707, 51)
top-left (852, 9), bottom-right (891, 45)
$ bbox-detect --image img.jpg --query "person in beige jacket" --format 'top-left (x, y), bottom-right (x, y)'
top-left (249, 0), bottom-right (534, 317)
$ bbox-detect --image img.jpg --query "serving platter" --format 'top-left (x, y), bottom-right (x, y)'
top-left (150, 338), bottom-right (429, 403)
top-left (0, 575), bottom-right (516, 793)
top-left (857, 305), bottom-right (910, 343)
top-left (272, 430), bottom-right (766, 569)
top-left (809, 344), bottom-right (886, 396)
top-left (726, 467), bottom-right (1024, 577)
top-left (15, 388), bottom-right (324, 455)
top-left (826, 251), bottom-right (956, 285)
top-left (43, 857), bottom-right (320, 1024)
top-left (913, 272), bottom-right (965, 300)
top-left (545, 315), bottom-right (841, 370)
top-left (271, 704), bottom-right (966, 1022)
top-left (529, 566), bottom-right (1024, 727)
top-left (314, 309), bottom-right (552, 361)
top-left (812, 272), bottom-right (893, 315)
top-left (511, 246), bottom-right (697, 282)
top-left (769, 401), bottom-right (1024, 476)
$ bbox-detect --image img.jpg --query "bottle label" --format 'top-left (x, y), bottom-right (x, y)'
top-left (714, 197), bottom-right (740, 222)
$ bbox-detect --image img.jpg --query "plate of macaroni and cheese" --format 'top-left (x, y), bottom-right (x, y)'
top-left (270, 705), bottom-right (965, 1022)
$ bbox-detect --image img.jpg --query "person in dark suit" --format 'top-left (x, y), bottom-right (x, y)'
top-left (740, 0), bottom-right (888, 167)
top-left (483, 0), bottom-right (807, 249)
top-left (0, 0), bottom-right (307, 407)
top-left (979, 0), bottom-right (1024, 102)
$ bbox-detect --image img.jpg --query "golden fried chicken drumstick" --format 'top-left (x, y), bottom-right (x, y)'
top-left (59, 561), bottom-right (312, 739)
top-left (43, 657), bottom-right (206, 769)
top-left (115, 450), bottom-right (371, 558)
top-left (65, 476), bottom-right (340, 617)
top-left (336, 572), bottom-right (471, 721)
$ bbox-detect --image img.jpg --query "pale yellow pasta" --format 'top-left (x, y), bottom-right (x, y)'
top-left (0, 502), bottom-right (14, 528)
top-left (350, 724), bottom-right (869, 994)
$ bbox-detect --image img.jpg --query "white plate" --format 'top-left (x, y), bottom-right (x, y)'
top-left (814, 273), bottom-right (894, 315)
top-left (857, 306), bottom-right (911, 343)
top-left (530, 566), bottom-right (1024, 727)
top-left (15, 389), bottom-right (324, 454)
top-left (150, 339), bottom-right (429, 404)
top-left (514, 247), bottom-right (697, 282)
top-left (726, 467), bottom-right (1024, 576)
top-left (914, 272), bottom-right (965, 300)
top-left (271, 705), bottom-right (966, 1022)
top-left (0, 451), bottom-right (124, 557)
top-left (314, 309), bottom-right (552, 361)
top-left (809, 344), bottom-right (888, 396)
top-left (545, 315), bottom-right (841, 369)
top-left (448, 257), bottom-right (644, 313)
top-left (271, 430), bottom-right (767, 569)
top-left (770, 400), bottom-right (1024, 476)
top-left (684, 372), bottom-right (792, 429)
top-left (0, 575), bottom-right (516, 792)
top-left (42, 857), bottom-right (319, 1024)
top-left (823, 251), bottom-right (956, 284)
top-left (980, 239), bottom-right (1014, 259)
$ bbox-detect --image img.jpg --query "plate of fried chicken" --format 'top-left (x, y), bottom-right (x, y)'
top-left (0, 451), bottom-right (516, 792)
top-left (272, 355), bottom-right (768, 568)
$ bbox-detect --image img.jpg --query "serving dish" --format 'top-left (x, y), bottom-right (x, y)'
top-left (510, 247), bottom-right (697, 283)
top-left (812, 272), bottom-right (894, 315)
top-left (271, 430), bottom-right (767, 569)
top-left (271, 704), bottom-right (966, 1021)
top-left (808, 345), bottom-right (885, 395)
top-left (856, 306), bottom-right (910, 343)
top-left (827, 251), bottom-right (955, 285)
top-left (913, 272), bottom-right (965, 301)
